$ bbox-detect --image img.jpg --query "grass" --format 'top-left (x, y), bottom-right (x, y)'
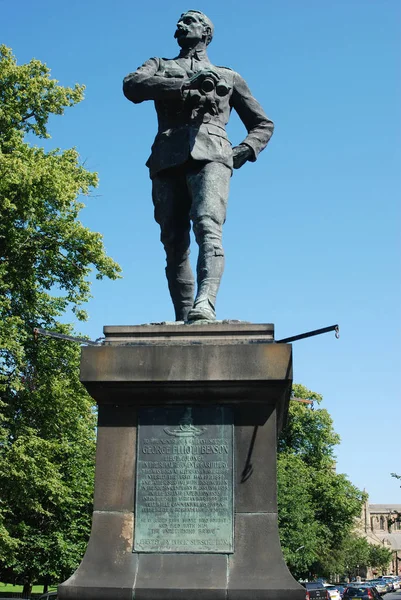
top-left (0, 582), bottom-right (57, 594)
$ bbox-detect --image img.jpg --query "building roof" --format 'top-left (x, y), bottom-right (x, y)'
top-left (367, 532), bottom-right (401, 551)
top-left (381, 533), bottom-right (401, 551)
top-left (369, 504), bottom-right (401, 513)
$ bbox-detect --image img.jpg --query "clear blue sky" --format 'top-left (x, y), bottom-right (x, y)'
top-left (3, 0), bottom-right (400, 503)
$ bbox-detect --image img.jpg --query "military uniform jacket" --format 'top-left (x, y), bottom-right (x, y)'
top-left (123, 54), bottom-right (274, 178)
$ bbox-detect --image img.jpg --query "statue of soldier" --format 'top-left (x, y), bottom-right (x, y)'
top-left (123, 10), bottom-right (274, 322)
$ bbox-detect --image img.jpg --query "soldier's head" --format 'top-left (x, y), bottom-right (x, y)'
top-left (174, 10), bottom-right (214, 48)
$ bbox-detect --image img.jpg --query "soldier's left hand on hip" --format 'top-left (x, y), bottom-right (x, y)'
top-left (232, 144), bottom-right (253, 169)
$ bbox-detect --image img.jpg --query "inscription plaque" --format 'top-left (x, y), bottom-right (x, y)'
top-left (134, 405), bottom-right (233, 553)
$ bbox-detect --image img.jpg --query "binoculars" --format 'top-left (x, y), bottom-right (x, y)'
top-left (200, 76), bottom-right (230, 97)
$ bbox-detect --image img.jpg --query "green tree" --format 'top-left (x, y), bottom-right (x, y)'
top-left (0, 45), bottom-right (121, 596)
top-left (277, 384), bottom-right (366, 579)
top-left (277, 452), bottom-right (320, 575)
top-left (340, 535), bottom-right (370, 580)
top-left (368, 544), bottom-right (393, 575)
top-left (325, 536), bottom-right (393, 580)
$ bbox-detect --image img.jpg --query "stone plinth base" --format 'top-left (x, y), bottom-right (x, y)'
top-left (58, 323), bottom-right (305, 600)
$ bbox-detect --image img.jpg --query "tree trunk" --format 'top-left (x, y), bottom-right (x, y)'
top-left (22, 582), bottom-right (32, 599)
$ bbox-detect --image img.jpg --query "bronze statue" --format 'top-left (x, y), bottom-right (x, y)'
top-left (123, 10), bottom-right (274, 322)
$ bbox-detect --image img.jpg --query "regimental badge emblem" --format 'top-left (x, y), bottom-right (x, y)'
top-left (164, 407), bottom-right (206, 437)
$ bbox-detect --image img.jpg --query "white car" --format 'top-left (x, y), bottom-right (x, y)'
top-left (381, 576), bottom-right (400, 590)
top-left (324, 584), bottom-right (341, 600)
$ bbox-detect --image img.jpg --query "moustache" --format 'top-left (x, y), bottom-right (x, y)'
top-left (174, 27), bottom-right (188, 38)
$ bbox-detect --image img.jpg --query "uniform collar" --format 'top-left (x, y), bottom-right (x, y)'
top-left (177, 47), bottom-right (209, 62)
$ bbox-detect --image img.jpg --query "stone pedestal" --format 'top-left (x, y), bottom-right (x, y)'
top-left (58, 323), bottom-right (305, 600)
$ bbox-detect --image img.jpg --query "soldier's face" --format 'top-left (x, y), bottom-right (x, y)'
top-left (175, 12), bottom-right (207, 48)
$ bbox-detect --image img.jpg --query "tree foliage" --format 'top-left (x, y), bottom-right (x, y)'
top-left (277, 452), bottom-right (320, 575)
top-left (0, 339), bottom-right (97, 593)
top-left (320, 535), bottom-right (393, 580)
top-left (278, 384), bottom-right (366, 579)
top-left (335, 535), bottom-right (370, 580)
top-left (0, 45), bottom-right (121, 593)
top-left (368, 544), bottom-right (393, 574)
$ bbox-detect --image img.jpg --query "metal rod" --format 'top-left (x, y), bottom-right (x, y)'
top-left (33, 327), bottom-right (103, 346)
top-left (276, 324), bottom-right (339, 344)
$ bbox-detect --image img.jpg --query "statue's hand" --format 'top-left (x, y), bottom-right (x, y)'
top-left (183, 69), bottom-right (220, 91)
top-left (232, 144), bottom-right (253, 169)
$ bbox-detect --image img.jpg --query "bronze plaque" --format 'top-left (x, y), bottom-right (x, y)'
top-left (134, 405), bottom-right (234, 553)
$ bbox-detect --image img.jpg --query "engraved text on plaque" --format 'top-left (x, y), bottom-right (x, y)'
top-left (134, 405), bottom-right (233, 553)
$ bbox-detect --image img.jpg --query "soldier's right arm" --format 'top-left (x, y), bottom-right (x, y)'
top-left (123, 58), bottom-right (185, 103)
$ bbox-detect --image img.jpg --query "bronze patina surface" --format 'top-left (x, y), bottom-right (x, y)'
top-left (134, 405), bottom-right (233, 553)
top-left (123, 10), bottom-right (274, 322)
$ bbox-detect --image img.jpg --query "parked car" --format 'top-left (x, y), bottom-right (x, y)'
top-left (367, 580), bottom-right (389, 595)
top-left (324, 584), bottom-right (342, 600)
top-left (301, 582), bottom-right (331, 600)
top-left (333, 583), bottom-right (348, 598)
top-left (342, 585), bottom-right (381, 599)
top-left (381, 575), bottom-right (400, 590)
top-left (38, 592), bottom-right (57, 600)
top-left (333, 583), bottom-right (347, 598)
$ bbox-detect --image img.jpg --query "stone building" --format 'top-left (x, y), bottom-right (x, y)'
top-left (359, 501), bottom-right (401, 577)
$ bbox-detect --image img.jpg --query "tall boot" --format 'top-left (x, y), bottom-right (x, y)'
top-left (187, 243), bottom-right (224, 322)
top-left (167, 275), bottom-right (195, 321)
top-left (165, 252), bottom-right (195, 321)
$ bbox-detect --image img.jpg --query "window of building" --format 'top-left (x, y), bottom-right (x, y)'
top-left (379, 516), bottom-right (385, 530)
